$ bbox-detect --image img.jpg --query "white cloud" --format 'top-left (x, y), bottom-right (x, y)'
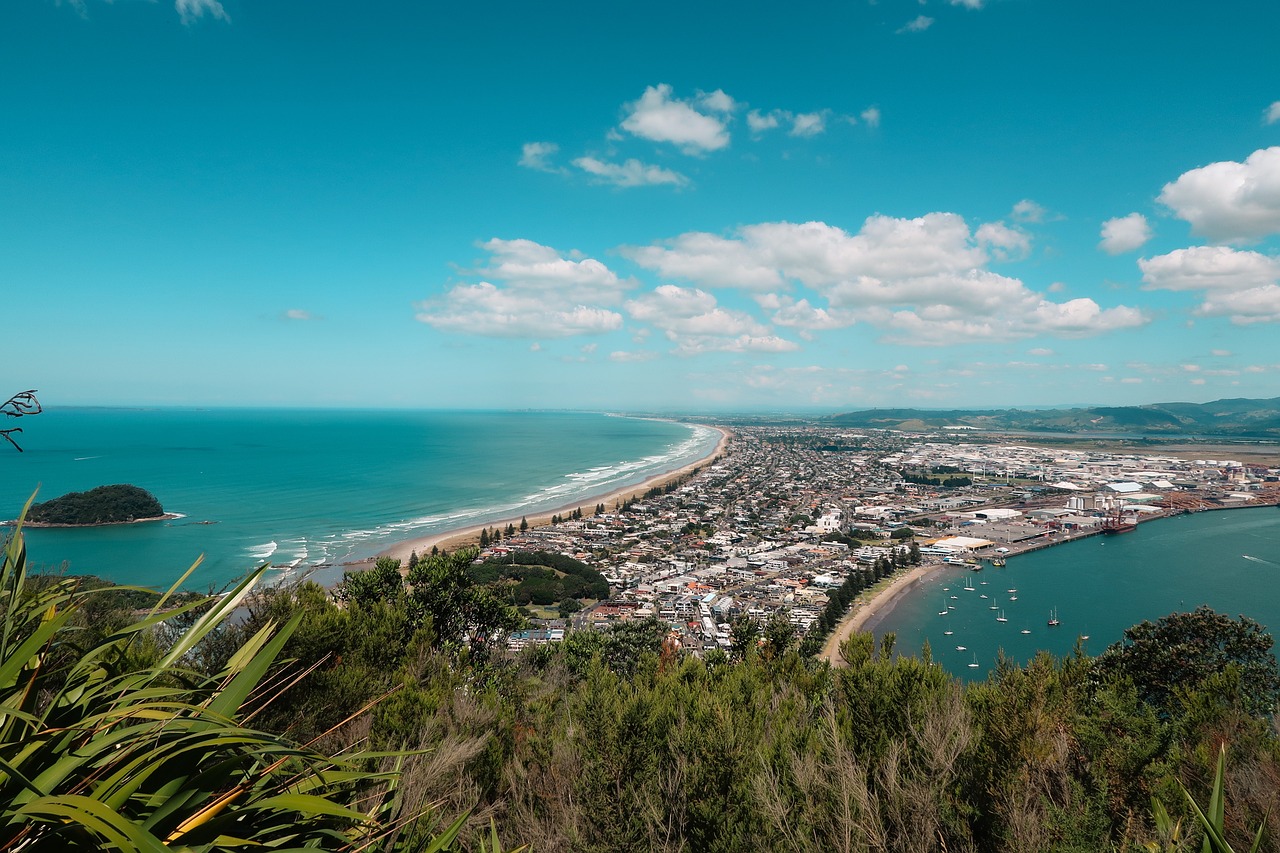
top-left (1211, 349), bottom-right (1233, 357)
top-left (1099, 213), bottom-right (1153, 254)
top-left (282, 308), bottom-right (318, 321)
top-left (1140, 245), bottom-right (1280, 324)
top-left (609, 350), bottom-right (659, 363)
top-left (1139, 246), bottom-right (1280, 291)
top-left (976, 221), bottom-right (1031, 261)
top-left (622, 231), bottom-right (785, 291)
top-left (756, 294), bottom-right (855, 330)
top-left (519, 142), bottom-right (561, 172)
top-left (859, 106), bottom-right (882, 128)
top-left (790, 112), bottom-right (827, 138)
top-left (624, 285), bottom-right (800, 355)
top-left (1265, 102), bottom-right (1280, 125)
top-left (620, 84), bottom-right (730, 153)
top-left (416, 239), bottom-right (632, 338)
top-left (747, 110), bottom-right (782, 134)
top-left (572, 156), bottom-right (687, 188)
top-left (950, 0), bottom-right (984, 7)
top-left (1158, 147), bottom-right (1280, 243)
top-left (1028, 347), bottom-right (1054, 356)
top-left (1011, 199), bottom-right (1046, 223)
top-left (625, 213), bottom-right (1146, 344)
top-left (698, 89), bottom-right (737, 113)
top-left (175, 0), bottom-right (228, 24)
top-left (897, 15), bottom-right (934, 33)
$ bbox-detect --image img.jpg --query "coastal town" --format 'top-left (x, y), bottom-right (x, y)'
top-left (436, 425), bottom-right (1280, 656)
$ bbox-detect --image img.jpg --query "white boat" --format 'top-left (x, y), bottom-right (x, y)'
top-left (1048, 608), bottom-right (1061, 627)
top-left (968, 654), bottom-right (980, 668)
top-left (956, 645), bottom-right (966, 651)
top-left (996, 610), bottom-right (1008, 623)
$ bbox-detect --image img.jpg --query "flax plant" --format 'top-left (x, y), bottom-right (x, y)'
top-left (0, 499), bottom-right (464, 851)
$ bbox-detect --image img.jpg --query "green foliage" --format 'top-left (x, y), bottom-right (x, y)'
top-left (0, 507), bottom-right (454, 851)
top-left (1170, 743), bottom-right (1267, 853)
top-left (1094, 606), bottom-right (1280, 717)
top-left (27, 484), bottom-right (165, 525)
top-left (476, 550), bottom-right (610, 602)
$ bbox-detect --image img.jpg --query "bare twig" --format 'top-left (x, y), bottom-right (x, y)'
top-left (1, 390), bottom-right (41, 452)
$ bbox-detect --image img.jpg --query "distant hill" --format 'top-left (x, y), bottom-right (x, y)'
top-left (26, 485), bottom-right (167, 526)
top-left (825, 397), bottom-right (1280, 438)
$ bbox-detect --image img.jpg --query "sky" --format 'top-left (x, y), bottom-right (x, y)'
top-left (3, 0), bottom-right (1280, 412)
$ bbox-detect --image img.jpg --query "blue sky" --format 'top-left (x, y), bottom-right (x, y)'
top-left (4, 0), bottom-right (1279, 412)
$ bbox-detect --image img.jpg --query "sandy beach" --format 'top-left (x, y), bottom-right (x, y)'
top-left (359, 425), bottom-right (732, 570)
top-left (819, 560), bottom-right (952, 665)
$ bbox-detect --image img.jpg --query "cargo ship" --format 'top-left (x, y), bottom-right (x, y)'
top-left (1101, 508), bottom-right (1137, 534)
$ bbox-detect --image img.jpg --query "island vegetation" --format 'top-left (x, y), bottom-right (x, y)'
top-left (26, 484), bottom-right (167, 526)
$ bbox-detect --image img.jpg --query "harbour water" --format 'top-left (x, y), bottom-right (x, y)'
top-left (0, 408), bottom-right (718, 590)
top-left (873, 506), bottom-right (1280, 678)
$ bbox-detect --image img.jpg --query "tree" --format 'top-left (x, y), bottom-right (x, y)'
top-left (333, 556), bottom-right (404, 606)
top-left (1093, 606), bottom-right (1280, 716)
top-left (891, 527), bottom-right (914, 540)
top-left (479, 527), bottom-right (490, 548)
top-left (729, 615), bottom-right (759, 661)
top-left (520, 516), bottom-right (528, 532)
top-left (407, 549), bottom-right (524, 653)
top-left (407, 549), bottom-right (419, 570)
top-left (909, 540), bottom-right (922, 565)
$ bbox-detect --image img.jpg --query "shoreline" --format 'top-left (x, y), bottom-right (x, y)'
top-left (820, 498), bottom-right (1280, 666)
top-left (331, 425), bottom-right (732, 577)
top-left (820, 560), bottom-right (952, 664)
top-left (3, 513), bottom-right (183, 529)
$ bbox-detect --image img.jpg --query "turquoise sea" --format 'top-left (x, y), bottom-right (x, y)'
top-left (873, 507), bottom-right (1280, 679)
top-left (0, 409), bottom-right (718, 590)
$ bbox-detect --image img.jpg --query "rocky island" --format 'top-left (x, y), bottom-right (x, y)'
top-left (21, 484), bottom-right (176, 527)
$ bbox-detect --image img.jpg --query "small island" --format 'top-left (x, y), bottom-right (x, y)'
top-left (19, 485), bottom-right (177, 527)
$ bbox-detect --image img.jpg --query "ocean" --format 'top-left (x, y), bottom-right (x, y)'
top-left (0, 408), bottom-right (718, 590)
top-left (872, 506), bottom-right (1280, 678)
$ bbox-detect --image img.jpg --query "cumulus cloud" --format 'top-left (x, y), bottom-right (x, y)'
top-left (897, 15), bottom-right (934, 33)
top-left (950, 0), bottom-right (984, 7)
top-left (1265, 102), bottom-right (1280, 125)
top-left (175, 0), bottom-right (228, 24)
top-left (697, 89), bottom-right (737, 113)
top-left (860, 106), bottom-right (882, 128)
top-left (790, 112), bottom-right (827, 137)
top-left (1158, 147), bottom-right (1280, 243)
top-left (624, 285), bottom-right (799, 355)
top-left (519, 142), bottom-right (561, 172)
top-left (416, 239), bottom-right (632, 337)
top-left (572, 156), bottom-right (687, 188)
top-left (282, 308), bottom-right (318, 321)
top-left (620, 84), bottom-right (730, 153)
top-left (1140, 245), bottom-right (1280, 324)
top-left (1028, 347), bottom-right (1055, 356)
top-left (1011, 199), bottom-right (1047, 223)
top-left (976, 221), bottom-right (1031, 261)
top-left (624, 213), bottom-right (1146, 344)
top-left (1099, 213), bottom-right (1153, 254)
top-left (756, 294), bottom-right (856, 330)
top-left (747, 110), bottom-right (782, 134)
